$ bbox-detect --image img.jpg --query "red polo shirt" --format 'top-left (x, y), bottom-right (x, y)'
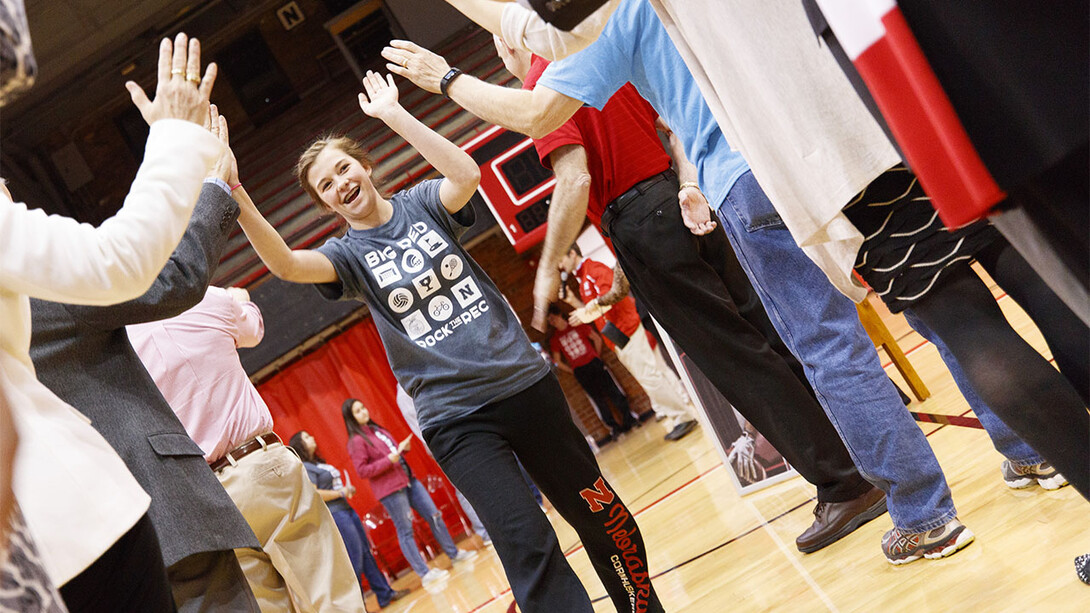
top-left (549, 323), bottom-right (600, 368)
top-left (524, 56), bottom-right (671, 228)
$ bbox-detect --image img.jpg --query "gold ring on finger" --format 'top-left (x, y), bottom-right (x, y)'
top-left (171, 68), bottom-right (185, 76)
top-left (186, 73), bottom-right (201, 83)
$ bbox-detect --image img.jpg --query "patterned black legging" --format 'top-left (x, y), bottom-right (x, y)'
top-left (910, 239), bottom-right (1089, 499)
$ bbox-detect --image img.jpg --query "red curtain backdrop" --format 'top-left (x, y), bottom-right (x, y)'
top-left (256, 316), bottom-right (467, 573)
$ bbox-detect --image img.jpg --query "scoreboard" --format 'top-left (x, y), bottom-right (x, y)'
top-left (462, 125), bottom-right (555, 253)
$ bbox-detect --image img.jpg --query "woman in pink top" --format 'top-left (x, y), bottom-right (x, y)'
top-left (342, 398), bottom-right (475, 585)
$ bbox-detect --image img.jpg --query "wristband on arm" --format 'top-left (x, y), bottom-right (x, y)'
top-left (440, 68), bottom-right (463, 99)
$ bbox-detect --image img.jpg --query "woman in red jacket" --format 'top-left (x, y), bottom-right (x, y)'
top-left (342, 398), bottom-right (475, 585)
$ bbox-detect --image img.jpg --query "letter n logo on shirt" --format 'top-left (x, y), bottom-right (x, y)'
top-left (579, 477), bottom-right (615, 513)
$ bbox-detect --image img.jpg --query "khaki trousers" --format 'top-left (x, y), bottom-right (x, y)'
top-left (215, 441), bottom-right (364, 613)
top-left (614, 324), bottom-right (696, 431)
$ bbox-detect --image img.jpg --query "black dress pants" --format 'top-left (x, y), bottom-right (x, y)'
top-left (606, 174), bottom-right (868, 502)
top-left (59, 513), bottom-right (176, 613)
top-left (425, 373), bottom-right (663, 613)
top-left (573, 358), bottom-right (637, 431)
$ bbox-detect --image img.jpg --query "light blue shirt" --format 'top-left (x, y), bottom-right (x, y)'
top-left (536, 0), bottom-right (749, 209)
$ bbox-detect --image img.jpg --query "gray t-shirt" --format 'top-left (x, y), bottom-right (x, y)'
top-left (316, 179), bottom-right (549, 432)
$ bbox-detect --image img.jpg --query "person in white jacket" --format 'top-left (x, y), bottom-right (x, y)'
top-left (0, 32), bottom-right (221, 612)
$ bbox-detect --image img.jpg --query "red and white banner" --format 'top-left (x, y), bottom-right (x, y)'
top-left (815, 0), bottom-right (1005, 227)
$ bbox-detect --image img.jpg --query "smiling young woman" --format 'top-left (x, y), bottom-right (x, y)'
top-left (230, 70), bottom-right (664, 613)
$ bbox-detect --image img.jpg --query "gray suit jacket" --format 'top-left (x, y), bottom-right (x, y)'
top-left (29, 183), bottom-right (260, 567)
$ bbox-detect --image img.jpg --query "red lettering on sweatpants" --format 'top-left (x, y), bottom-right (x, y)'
top-left (579, 476), bottom-right (616, 512)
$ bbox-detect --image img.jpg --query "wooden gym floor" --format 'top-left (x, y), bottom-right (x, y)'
top-left (370, 270), bottom-right (1088, 612)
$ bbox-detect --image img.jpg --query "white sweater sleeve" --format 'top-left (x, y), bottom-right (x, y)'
top-left (0, 119), bottom-right (221, 306)
top-left (500, 0), bottom-right (619, 61)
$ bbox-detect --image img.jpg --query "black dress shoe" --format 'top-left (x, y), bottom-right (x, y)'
top-left (795, 485), bottom-right (888, 553)
top-left (664, 419), bottom-right (698, 441)
top-left (379, 588), bottom-right (411, 609)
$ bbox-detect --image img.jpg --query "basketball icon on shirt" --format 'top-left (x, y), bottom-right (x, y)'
top-left (428, 296), bottom-right (454, 321)
top-left (440, 254), bottom-right (464, 280)
top-left (388, 288), bottom-right (414, 314)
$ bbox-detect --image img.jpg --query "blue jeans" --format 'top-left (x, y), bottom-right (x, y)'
top-left (903, 310), bottom-right (1044, 465)
top-left (330, 507), bottom-right (396, 606)
top-left (715, 171), bottom-right (956, 532)
top-left (380, 478), bottom-right (458, 577)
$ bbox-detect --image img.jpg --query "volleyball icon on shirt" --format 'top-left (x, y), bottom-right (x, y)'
top-left (440, 254), bottom-right (464, 280)
top-left (388, 288), bottom-right (414, 314)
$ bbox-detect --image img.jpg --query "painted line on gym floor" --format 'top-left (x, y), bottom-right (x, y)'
top-left (910, 411), bottom-right (984, 429)
top-left (466, 464), bottom-right (727, 612)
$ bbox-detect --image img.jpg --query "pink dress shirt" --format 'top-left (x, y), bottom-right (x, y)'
top-left (128, 286), bottom-right (274, 462)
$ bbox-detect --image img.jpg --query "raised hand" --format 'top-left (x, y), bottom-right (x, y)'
top-left (382, 40), bottom-right (451, 94)
top-left (207, 104), bottom-right (239, 184)
top-left (125, 33), bottom-right (217, 127)
top-left (357, 70), bottom-right (401, 120)
top-left (679, 184), bottom-right (717, 236)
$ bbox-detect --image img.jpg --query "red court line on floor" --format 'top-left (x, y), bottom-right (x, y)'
top-left (470, 291), bottom-right (1028, 611)
top-left (910, 411), bottom-right (983, 429)
top-left (466, 464), bottom-right (723, 612)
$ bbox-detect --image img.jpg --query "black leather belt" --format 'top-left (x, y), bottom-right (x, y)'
top-left (599, 169), bottom-right (676, 236)
top-left (210, 433), bottom-right (281, 472)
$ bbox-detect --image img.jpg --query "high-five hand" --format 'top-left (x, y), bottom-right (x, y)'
top-left (358, 70), bottom-right (401, 120)
top-left (382, 40), bottom-right (451, 94)
top-left (125, 33), bottom-right (217, 126)
top-left (208, 104), bottom-right (239, 184)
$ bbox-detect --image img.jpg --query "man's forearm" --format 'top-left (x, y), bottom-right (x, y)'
top-left (540, 152), bottom-right (592, 275)
top-left (445, 0), bottom-right (507, 36)
top-left (598, 264), bottom-right (630, 306)
top-left (448, 77), bottom-right (578, 139)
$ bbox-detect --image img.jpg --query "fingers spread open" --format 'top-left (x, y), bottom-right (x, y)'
top-left (157, 38), bottom-right (172, 86)
top-left (218, 115), bottom-right (230, 145)
top-left (390, 39), bottom-right (419, 53)
top-left (198, 63), bottom-right (217, 101)
top-left (186, 37), bottom-right (201, 80)
top-left (125, 81), bottom-right (151, 115)
top-left (171, 33), bottom-right (188, 78)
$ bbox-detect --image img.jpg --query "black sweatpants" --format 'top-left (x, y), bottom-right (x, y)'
top-left (573, 358), bottom-right (637, 431)
top-left (425, 373), bottom-right (663, 613)
top-left (606, 173), bottom-right (868, 503)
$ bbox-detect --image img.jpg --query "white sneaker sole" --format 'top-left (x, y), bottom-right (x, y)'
top-left (1037, 473), bottom-right (1069, 490)
top-left (886, 527), bottom-right (975, 566)
top-left (1003, 475), bottom-right (1036, 489)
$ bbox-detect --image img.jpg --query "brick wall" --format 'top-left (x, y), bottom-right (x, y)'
top-left (466, 231), bottom-right (652, 443)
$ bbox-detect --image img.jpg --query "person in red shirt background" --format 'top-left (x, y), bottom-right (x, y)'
top-left (547, 305), bottom-right (638, 437)
top-left (558, 245), bottom-right (699, 441)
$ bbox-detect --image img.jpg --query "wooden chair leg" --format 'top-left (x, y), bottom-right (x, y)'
top-left (855, 299), bottom-right (931, 401)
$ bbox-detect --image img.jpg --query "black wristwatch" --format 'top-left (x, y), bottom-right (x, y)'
top-left (440, 67), bottom-right (463, 99)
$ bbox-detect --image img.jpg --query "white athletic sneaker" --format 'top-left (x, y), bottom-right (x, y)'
top-left (1001, 460), bottom-right (1069, 490)
top-left (420, 568), bottom-right (450, 587)
top-left (450, 548), bottom-right (478, 563)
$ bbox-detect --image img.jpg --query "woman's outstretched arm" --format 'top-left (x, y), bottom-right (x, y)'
top-left (357, 70), bottom-right (480, 213)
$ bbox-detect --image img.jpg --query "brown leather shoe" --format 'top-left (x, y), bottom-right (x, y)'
top-left (796, 485), bottom-right (887, 553)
